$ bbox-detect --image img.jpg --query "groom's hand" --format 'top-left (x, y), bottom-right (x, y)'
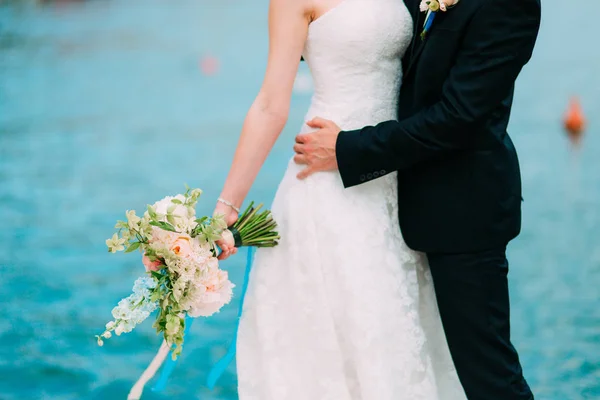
top-left (294, 117), bottom-right (341, 179)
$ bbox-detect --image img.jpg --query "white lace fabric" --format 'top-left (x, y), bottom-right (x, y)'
top-left (237, 0), bottom-right (467, 398)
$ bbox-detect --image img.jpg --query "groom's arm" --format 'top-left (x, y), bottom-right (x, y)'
top-left (336, 0), bottom-right (541, 188)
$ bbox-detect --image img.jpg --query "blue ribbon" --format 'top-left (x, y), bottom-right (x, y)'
top-left (206, 246), bottom-right (255, 389)
top-left (150, 246), bottom-right (256, 392)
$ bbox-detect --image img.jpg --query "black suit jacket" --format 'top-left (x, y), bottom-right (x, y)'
top-left (336, 0), bottom-right (541, 253)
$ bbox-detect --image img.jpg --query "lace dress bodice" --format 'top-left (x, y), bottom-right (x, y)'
top-left (302, 0), bottom-right (413, 131)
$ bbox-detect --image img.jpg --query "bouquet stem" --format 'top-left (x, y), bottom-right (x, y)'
top-left (227, 202), bottom-right (279, 248)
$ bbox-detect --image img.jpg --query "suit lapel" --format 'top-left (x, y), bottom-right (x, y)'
top-left (411, 0), bottom-right (421, 41)
top-left (407, 0), bottom-right (422, 60)
top-left (405, 7), bottom-right (430, 78)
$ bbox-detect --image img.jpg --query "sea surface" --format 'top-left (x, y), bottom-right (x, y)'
top-left (0, 0), bottom-right (598, 399)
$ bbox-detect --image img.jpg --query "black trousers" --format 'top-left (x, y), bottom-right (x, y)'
top-left (427, 248), bottom-right (533, 400)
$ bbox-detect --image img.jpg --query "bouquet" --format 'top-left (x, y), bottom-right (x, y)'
top-left (96, 186), bottom-right (278, 398)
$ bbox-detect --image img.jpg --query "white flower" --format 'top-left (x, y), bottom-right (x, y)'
top-left (121, 229), bottom-right (132, 241)
top-left (139, 300), bottom-right (158, 314)
top-left (102, 331), bottom-right (112, 339)
top-left (180, 261), bottom-right (197, 280)
top-left (126, 210), bottom-right (141, 230)
top-left (133, 276), bottom-right (157, 296)
top-left (172, 279), bottom-right (187, 302)
top-left (112, 304), bottom-right (132, 320)
top-left (189, 188), bottom-right (202, 201)
top-left (130, 309), bottom-right (150, 324)
top-left (106, 233), bottom-right (126, 253)
top-left (124, 322), bottom-right (134, 333)
top-left (205, 257), bottom-right (219, 271)
top-left (115, 324), bottom-right (125, 336)
top-left (192, 237), bottom-right (212, 256)
top-left (153, 195), bottom-right (187, 214)
top-left (152, 195), bottom-right (197, 232)
top-left (129, 293), bottom-right (144, 306)
top-left (139, 211), bottom-right (153, 236)
top-left (105, 321), bottom-right (115, 330)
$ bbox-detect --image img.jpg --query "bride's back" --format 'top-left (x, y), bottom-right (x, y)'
top-left (301, 0), bottom-right (413, 131)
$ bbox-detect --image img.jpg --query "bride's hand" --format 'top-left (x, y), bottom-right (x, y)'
top-left (213, 202), bottom-right (239, 260)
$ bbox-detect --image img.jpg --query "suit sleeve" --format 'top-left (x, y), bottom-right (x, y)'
top-left (336, 0), bottom-right (541, 188)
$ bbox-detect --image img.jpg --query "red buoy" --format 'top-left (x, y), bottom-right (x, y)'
top-left (563, 97), bottom-right (586, 146)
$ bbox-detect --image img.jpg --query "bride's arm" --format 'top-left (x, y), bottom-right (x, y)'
top-left (214, 0), bottom-right (310, 257)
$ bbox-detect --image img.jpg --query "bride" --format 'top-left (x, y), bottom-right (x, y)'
top-left (213, 0), bottom-right (467, 398)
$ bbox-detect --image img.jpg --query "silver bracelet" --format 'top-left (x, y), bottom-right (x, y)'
top-left (217, 197), bottom-right (241, 213)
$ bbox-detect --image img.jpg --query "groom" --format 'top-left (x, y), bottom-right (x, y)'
top-left (293, 0), bottom-right (541, 399)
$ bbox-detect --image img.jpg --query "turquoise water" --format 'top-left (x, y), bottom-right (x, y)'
top-left (0, 0), bottom-right (598, 399)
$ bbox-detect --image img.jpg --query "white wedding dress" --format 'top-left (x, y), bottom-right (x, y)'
top-left (237, 0), bottom-right (467, 398)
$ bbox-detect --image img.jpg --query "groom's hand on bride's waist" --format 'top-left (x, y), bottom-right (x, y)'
top-left (294, 117), bottom-right (341, 179)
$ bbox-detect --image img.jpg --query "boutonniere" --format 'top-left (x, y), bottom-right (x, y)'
top-left (419, 0), bottom-right (460, 40)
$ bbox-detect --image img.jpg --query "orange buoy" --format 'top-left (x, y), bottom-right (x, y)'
top-left (563, 97), bottom-right (586, 145)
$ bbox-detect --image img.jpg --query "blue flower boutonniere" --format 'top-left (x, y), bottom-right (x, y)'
top-left (420, 0), bottom-right (460, 40)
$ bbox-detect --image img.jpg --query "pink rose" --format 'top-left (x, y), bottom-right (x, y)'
top-left (142, 254), bottom-right (163, 272)
top-left (149, 227), bottom-right (178, 245)
top-left (150, 229), bottom-right (195, 259)
top-left (187, 268), bottom-right (234, 318)
top-left (170, 236), bottom-right (194, 259)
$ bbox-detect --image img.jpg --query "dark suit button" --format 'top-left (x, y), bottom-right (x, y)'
top-left (367, 173), bottom-right (373, 179)
top-left (373, 171), bottom-right (379, 178)
top-left (380, 169), bottom-right (386, 175)
top-left (360, 174), bottom-right (366, 182)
